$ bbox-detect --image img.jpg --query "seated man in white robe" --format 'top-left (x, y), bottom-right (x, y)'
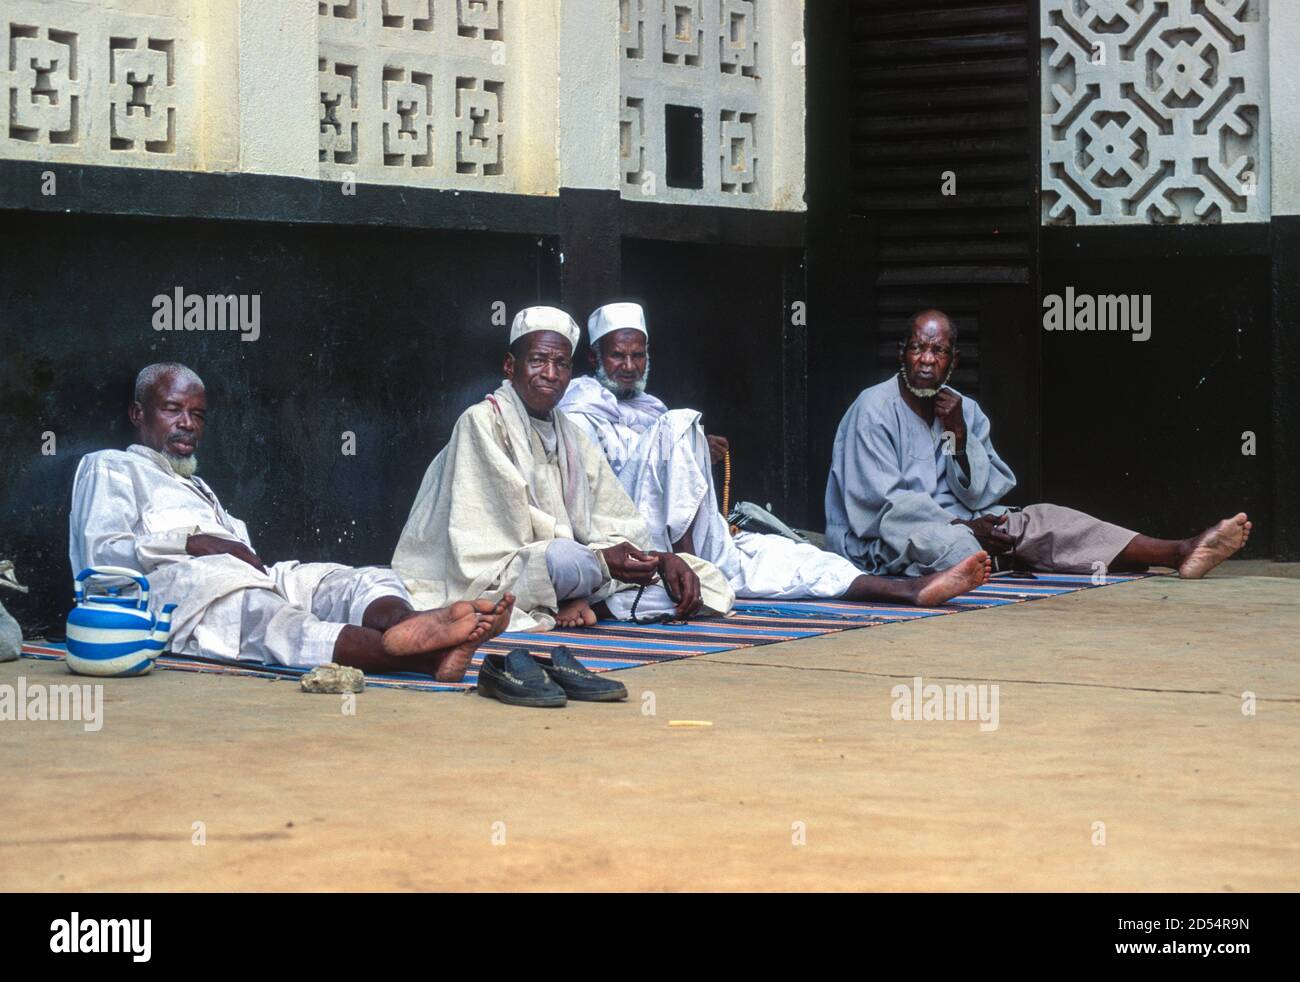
top-left (557, 302), bottom-right (989, 606)
top-left (393, 306), bottom-right (734, 630)
top-left (826, 309), bottom-right (1252, 578)
top-left (70, 363), bottom-right (511, 683)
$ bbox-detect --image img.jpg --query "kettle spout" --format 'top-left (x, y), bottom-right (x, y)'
top-left (151, 602), bottom-right (179, 647)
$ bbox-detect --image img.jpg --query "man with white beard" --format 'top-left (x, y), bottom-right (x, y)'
top-left (68, 363), bottom-right (511, 682)
top-left (557, 303), bottom-right (989, 606)
top-left (392, 307), bottom-right (735, 632)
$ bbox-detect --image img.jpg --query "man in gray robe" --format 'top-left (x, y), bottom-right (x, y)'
top-left (826, 309), bottom-right (1253, 578)
top-left (392, 306), bottom-right (734, 631)
top-left (558, 302), bottom-right (990, 606)
top-left (70, 363), bottom-right (510, 683)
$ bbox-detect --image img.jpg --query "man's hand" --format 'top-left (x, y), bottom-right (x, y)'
top-left (600, 542), bottom-right (660, 585)
top-left (951, 514), bottom-right (1014, 555)
top-left (933, 387), bottom-right (966, 447)
top-left (654, 552), bottom-right (703, 618)
top-left (706, 434), bottom-right (729, 465)
top-left (186, 533), bottom-right (267, 573)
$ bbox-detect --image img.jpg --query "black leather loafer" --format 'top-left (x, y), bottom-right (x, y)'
top-left (476, 648), bottom-right (567, 708)
top-left (533, 645), bottom-right (628, 702)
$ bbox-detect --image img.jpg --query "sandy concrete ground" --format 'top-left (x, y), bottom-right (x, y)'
top-left (2, 560), bottom-right (1297, 892)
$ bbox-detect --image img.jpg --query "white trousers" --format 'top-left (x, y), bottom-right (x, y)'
top-left (181, 563), bottom-right (411, 669)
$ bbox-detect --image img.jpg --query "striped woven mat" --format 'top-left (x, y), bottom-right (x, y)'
top-left (18, 571), bottom-right (1150, 692)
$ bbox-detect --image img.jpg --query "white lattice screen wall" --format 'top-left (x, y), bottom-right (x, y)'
top-left (619, 0), bottom-right (804, 209)
top-left (1042, 0), bottom-right (1271, 225)
top-left (317, 0), bottom-right (519, 189)
top-left (0, 0), bottom-right (223, 172)
top-left (1, 0), bottom-right (806, 210)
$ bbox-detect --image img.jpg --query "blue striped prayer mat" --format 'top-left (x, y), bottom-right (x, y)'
top-left (18, 571), bottom-right (1151, 692)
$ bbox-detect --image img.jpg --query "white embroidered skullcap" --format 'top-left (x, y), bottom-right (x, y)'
top-left (587, 302), bottom-right (648, 347)
top-left (509, 306), bottom-right (581, 353)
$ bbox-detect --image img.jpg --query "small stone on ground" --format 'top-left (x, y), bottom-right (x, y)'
top-left (301, 662), bottom-right (364, 693)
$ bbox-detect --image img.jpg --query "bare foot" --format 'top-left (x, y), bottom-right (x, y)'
top-left (555, 598), bottom-right (597, 628)
top-left (430, 617), bottom-right (495, 683)
top-left (1178, 513), bottom-right (1251, 579)
top-left (381, 601), bottom-right (486, 657)
top-left (914, 552), bottom-right (990, 606)
top-left (487, 593), bottom-right (515, 639)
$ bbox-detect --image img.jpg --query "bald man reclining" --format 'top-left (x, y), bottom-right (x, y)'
top-left (69, 363), bottom-right (512, 683)
top-left (825, 309), bottom-right (1252, 579)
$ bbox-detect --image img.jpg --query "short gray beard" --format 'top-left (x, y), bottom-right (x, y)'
top-left (595, 352), bottom-right (650, 400)
top-left (165, 452), bottom-right (199, 478)
top-left (900, 365), bottom-right (952, 400)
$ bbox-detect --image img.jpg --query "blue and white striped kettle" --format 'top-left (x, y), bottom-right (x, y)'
top-left (65, 567), bottom-right (177, 677)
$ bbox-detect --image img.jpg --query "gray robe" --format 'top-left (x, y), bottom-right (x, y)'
top-left (826, 378), bottom-right (1137, 575)
top-left (825, 378), bottom-right (1016, 575)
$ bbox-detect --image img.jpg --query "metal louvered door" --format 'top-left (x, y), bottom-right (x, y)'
top-left (848, 0), bottom-right (1042, 499)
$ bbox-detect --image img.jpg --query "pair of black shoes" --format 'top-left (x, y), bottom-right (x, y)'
top-left (476, 645), bottom-right (627, 708)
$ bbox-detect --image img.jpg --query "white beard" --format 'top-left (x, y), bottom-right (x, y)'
top-left (596, 353), bottom-right (651, 399)
top-left (900, 365), bottom-right (952, 400)
top-left (165, 452), bottom-right (199, 478)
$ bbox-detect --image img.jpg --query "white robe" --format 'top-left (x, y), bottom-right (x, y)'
top-left (67, 445), bottom-right (398, 666)
top-left (558, 375), bottom-right (862, 599)
top-left (392, 382), bottom-right (735, 631)
top-left (0, 601), bottom-right (19, 661)
top-left (824, 378), bottom-right (1017, 575)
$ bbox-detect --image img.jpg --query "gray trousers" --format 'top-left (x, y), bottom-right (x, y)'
top-left (999, 503), bottom-right (1137, 574)
top-left (931, 502), bottom-right (1136, 575)
top-left (883, 502), bottom-right (1138, 572)
top-left (544, 539), bottom-right (694, 620)
top-left (545, 539), bottom-right (605, 601)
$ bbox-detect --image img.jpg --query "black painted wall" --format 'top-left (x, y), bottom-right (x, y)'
top-left (0, 210), bottom-right (560, 633)
top-left (1039, 240), bottom-right (1274, 553)
top-left (1273, 216), bottom-right (1300, 561)
top-left (618, 238), bottom-right (791, 521)
top-left (0, 205), bottom-right (805, 633)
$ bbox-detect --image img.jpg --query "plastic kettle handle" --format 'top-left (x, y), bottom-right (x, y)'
top-left (74, 566), bottom-right (151, 609)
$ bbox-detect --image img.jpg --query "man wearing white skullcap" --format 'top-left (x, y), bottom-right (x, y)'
top-left (558, 302), bottom-right (993, 606)
top-left (393, 305), bottom-right (735, 631)
top-left (508, 304), bottom-right (582, 354)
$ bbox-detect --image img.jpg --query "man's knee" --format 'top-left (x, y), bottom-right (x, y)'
top-left (898, 523), bottom-right (982, 573)
top-left (545, 540), bottom-right (604, 601)
top-left (315, 565), bottom-right (409, 624)
top-left (933, 527), bottom-right (983, 567)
